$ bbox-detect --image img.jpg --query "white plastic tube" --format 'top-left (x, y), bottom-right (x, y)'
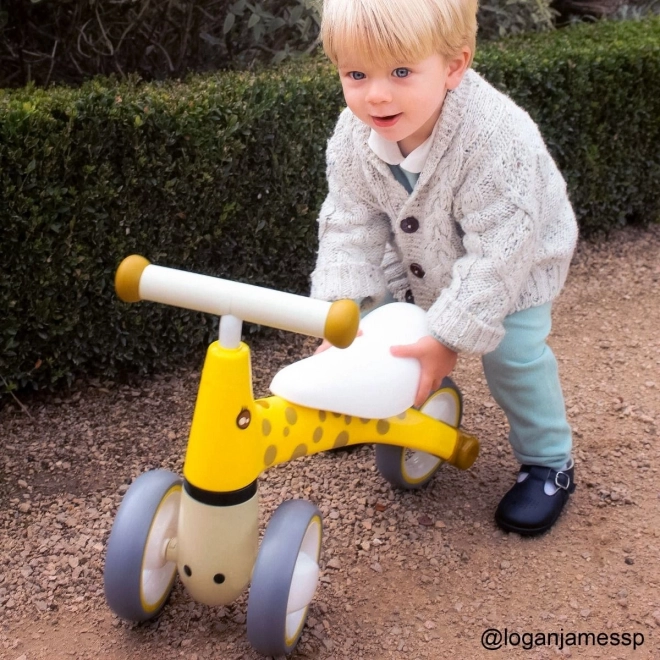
top-left (140, 264), bottom-right (332, 339)
top-left (115, 256), bottom-right (358, 346)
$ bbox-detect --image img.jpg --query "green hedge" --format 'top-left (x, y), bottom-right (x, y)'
top-left (1, 68), bottom-right (344, 394)
top-left (1, 17), bottom-right (659, 395)
top-left (475, 18), bottom-right (660, 234)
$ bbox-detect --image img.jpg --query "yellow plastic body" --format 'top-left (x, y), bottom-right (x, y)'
top-left (183, 342), bottom-right (260, 492)
top-left (183, 340), bottom-right (478, 493)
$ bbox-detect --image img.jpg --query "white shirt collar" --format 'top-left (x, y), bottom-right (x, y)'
top-left (367, 130), bottom-right (434, 173)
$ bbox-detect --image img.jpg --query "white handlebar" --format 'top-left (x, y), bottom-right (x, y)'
top-left (115, 255), bottom-right (359, 348)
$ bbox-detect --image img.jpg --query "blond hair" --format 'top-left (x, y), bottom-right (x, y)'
top-left (321, 0), bottom-right (477, 67)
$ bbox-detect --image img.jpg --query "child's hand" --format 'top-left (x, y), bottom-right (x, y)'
top-left (390, 336), bottom-right (458, 408)
top-left (315, 338), bottom-right (333, 354)
top-left (315, 329), bottom-right (363, 354)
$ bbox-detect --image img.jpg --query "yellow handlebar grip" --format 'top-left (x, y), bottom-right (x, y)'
top-left (115, 255), bottom-right (150, 302)
top-left (324, 299), bottom-right (360, 349)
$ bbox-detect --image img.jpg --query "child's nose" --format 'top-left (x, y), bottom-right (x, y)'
top-left (365, 79), bottom-right (392, 105)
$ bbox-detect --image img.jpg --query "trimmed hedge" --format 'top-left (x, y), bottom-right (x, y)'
top-left (1, 18), bottom-right (659, 395)
top-left (474, 18), bottom-right (660, 235)
top-left (1, 69), bottom-right (344, 394)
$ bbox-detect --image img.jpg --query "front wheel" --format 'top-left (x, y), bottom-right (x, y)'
top-left (104, 469), bottom-right (182, 621)
top-left (247, 500), bottom-right (323, 656)
top-left (376, 377), bottom-right (463, 489)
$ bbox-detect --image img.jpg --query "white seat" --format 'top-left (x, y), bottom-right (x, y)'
top-left (270, 303), bottom-right (428, 419)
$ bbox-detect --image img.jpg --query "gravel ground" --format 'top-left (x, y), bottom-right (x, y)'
top-left (1, 224), bottom-right (659, 660)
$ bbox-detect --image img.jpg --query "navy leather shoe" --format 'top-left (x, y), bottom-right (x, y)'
top-left (495, 460), bottom-right (575, 536)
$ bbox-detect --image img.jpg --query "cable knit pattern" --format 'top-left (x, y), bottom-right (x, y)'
top-left (310, 69), bottom-right (578, 354)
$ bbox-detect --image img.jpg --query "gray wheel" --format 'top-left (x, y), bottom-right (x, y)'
top-left (104, 469), bottom-right (182, 621)
top-left (376, 377), bottom-right (463, 489)
top-left (247, 500), bottom-right (323, 656)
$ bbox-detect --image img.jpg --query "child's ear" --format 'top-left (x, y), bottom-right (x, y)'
top-left (446, 47), bottom-right (472, 90)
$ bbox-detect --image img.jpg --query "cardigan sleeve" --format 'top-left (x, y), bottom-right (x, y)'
top-left (310, 111), bottom-right (392, 301)
top-left (426, 131), bottom-right (545, 354)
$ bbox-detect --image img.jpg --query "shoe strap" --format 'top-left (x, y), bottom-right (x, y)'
top-left (521, 465), bottom-right (575, 493)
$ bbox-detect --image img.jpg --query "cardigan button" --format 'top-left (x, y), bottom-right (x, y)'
top-left (410, 263), bottom-right (425, 278)
top-left (405, 289), bottom-right (415, 303)
top-left (400, 216), bottom-right (419, 233)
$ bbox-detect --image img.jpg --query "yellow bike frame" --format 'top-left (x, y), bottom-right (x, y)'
top-left (184, 339), bottom-right (479, 494)
top-left (114, 255), bottom-right (478, 608)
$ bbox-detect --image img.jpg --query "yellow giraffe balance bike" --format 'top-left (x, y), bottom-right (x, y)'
top-left (104, 256), bottom-right (480, 657)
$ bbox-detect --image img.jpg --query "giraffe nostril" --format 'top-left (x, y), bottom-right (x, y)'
top-left (183, 565), bottom-right (192, 577)
top-left (213, 573), bottom-right (226, 584)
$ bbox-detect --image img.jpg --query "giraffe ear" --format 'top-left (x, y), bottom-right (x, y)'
top-left (270, 303), bottom-right (429, 418)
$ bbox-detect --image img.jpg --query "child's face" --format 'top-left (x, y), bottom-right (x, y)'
top-left (337, 51), bottom-right (469, 156)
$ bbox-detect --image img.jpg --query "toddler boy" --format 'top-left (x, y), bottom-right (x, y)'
top-left (311, 0), bottom-right (579, 535)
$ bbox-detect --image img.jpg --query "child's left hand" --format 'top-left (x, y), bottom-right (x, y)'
top-left (390, 336), bottom-right (458, 408)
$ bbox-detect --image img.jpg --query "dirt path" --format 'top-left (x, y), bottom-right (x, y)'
top-left (1, 224), bottom-right (659, 660)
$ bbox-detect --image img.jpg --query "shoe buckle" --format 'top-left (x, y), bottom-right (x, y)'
top-left (554, 471), bottom-right (571, 491)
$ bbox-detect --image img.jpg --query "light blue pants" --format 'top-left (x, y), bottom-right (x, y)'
top-left (482, 303), bottom-right (572, 470)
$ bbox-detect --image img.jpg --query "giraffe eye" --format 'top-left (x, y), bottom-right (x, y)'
top-left (236, 409), bottom-right (251, 429)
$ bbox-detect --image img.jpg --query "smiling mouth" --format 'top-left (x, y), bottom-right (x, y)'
top-left (372, 113), bottom-right (402, 127)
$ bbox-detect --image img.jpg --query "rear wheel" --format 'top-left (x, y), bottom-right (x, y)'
top-left (375, 377), bottom-right (462, 489)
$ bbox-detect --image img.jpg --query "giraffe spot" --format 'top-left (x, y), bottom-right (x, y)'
top-left (397, 411), bottom-right (407, 420)
top-left (264, 445), bottom-right (277, 466)
top-left (376, 419), bottom-right (390, 435)
top-left (332, 412), bottom-right (341, 418)
top-left (313, 427), bottom-right (323, 443)
top-left (285, 407), bottom-right (298, 425)
top-left (284, 427), bottom-right (290, 437)
top-left (262, 419), bottom-right (272, 436)
top-left (333, 430), bottom-right (349, 448)
top-left (319, 410), bottom-right (326, 422)
top-left (291, 444), bottom-right (308, 460)
top-left (256, 399), bottom-right (270, 408)
top-left (344, 415), bottom-right (352, 425)
top-left (360, 418), bottom-right (370, 424)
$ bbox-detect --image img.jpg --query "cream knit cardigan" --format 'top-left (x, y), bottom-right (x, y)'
top-left (310, 69), bottom-right (578, 355)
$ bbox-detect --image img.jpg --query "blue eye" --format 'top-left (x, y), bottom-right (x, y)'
top-left (349, 71), bottom-right (366, 81)
top-left (393, 68), bottom-right (410, 78)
